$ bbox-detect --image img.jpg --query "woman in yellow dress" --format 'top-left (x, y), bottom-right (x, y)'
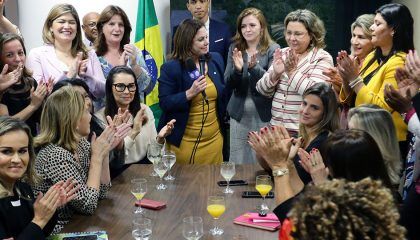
top-left (158, 19), bottom-right (227, 164)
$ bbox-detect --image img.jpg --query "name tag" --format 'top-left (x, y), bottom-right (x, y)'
top-left (11, 199), bottom-right (21, 207)
top-left (214, 38), bottom-right (224, 43)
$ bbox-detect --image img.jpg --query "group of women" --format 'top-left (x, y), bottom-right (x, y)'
top-left (0, 1), bottom-right (419, 239)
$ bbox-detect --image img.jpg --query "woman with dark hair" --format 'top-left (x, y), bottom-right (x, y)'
top-left (26, 4), bottom-right (105, 102)
top-left (158, 19), bottom-right (226, 164)
top-left (95, 66), bottom-right (174, 167)
top-left (224, 8), bottom-right (280, 164)
top-left (0, 33), bottom-right (52, 136)
top-left (95, 5), bottom-right (150, 102)
top-left (0, 116), bottom-right (77, 239)
top-left (249, 127), bottom-right (392, 221)
top-left (255, 82), bottom-right (339, 185)
top-left (256, 9), bottom-right (333, 137)
top-left (337, 3), bottom-right (413, 145)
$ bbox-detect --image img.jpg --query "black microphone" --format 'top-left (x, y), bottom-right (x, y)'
top-left (186, 57), bottom-right (208, 103)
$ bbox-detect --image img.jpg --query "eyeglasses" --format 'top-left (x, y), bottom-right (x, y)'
top-left (113, 83), bottom-right (137, 92)
top-left (87, 22), bottom-right (97, 28)
top-left (285, 31), bottom-right (308, 40)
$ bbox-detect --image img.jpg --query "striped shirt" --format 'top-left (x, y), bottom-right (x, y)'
top-left (256, 47), bottom-right (333, 133)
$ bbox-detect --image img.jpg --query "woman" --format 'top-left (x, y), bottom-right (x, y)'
top-left (95, 5), bottom-right (151, 102)
top-left (348, 105), bottom-right (401, 186)
top-left (33, 86), bottom-right (119, 232)
top-left (26, 4), bottom-right (106, 103)
top-left (286, 178), bottom-right (405, 240)
top-left (0, 33), bottom-right (51, 135)
top-left (337, 3), bottom-right (413, 144)
top-left (256, 9), bottom-right (333, 136)
top-left (158, 19), bottom-right (226, 164)
top-left (249, 127), bottom-right (392, 221)
top-left (96, 66), bottom-right (175, 166)
top-left (0, 116), bottom-right (77, 239)
top-left (224, 8), bottom-right (280, 164)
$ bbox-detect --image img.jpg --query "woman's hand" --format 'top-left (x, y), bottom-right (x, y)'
top-left (248, 125), bottom-right (292, 169)
top-left (91, 125), bottom-right (116, 161)
top-left (284, 50), bottom-right (298, 77)
top-left (270, 48), bottom-right (285, 83)
top-left (298, 148), bottom-right (329, 185)
top-left (186, 75), bottom-right (207, 100)
top-left (336, 50), bottom-right (360, 85)
top-left (53, 178), bottom-right (79, 207)
top-left (32, 186), bottom-right (61, 229)
top-left (132, 108), bottom-right (148, 134)
top-left (78, 59), bottom-right (88, 76)
top-left (124, 44), bottom-right (138, 66)
top-left (156, 119), bottom-right (176, 144)
top-left (67, 52), bottom-right (83, 78)
top-left (232, 48), bottom-right (243, 72)
top-left (0, 64), bottom-right (20, 93)
top-left (29, 81), bottom-right (48, 108)
top-left (248, 52), bottom-right (258, 69)
top-left (406, 50), bottom-right (420, 84)
top-left (287, 137), bottom-right (303, 162)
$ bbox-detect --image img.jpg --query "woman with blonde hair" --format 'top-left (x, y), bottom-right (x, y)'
top-left (225, 7), bottom-right (279, 164)
top-left (348, 104), bottom-right (401, 185)
top-left (256, 9), bottom-right (333, 137)
top-left (33, 86), bottom-right (120, 232)
top-left (0, 116), bottom-right (77, 239)
top-left (26, 4), bottom-right (106, 105)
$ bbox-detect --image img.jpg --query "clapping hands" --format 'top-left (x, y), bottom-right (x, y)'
top-left (298, 148), bottom-right (329, 185)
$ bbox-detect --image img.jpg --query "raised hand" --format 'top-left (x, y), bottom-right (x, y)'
top-left (132, 108), bottom-right (148, 134)
top-left (67, 52), bottom-right (83, 78)
top-left (156, 119), bottom-right (176, 144)
top-left (336, 50), bottom-right (360, 85)
top-left (284, 49), bottom-right (298, 77)
top-left (32, 187), bottom-right (61, 229)
top-left (384, 83), bottom-right (414, 114)
top-left (394, 67), bottom-right (419, 98)
top-left (186, 75), bottom-right (207, 100)
top-left (248, 52), bottom-right (258, 69)
top-left (29, 82), bottom-right (48, 108)
top-left (54, 178), bottom-right (79, 207)
top-left (91, 125), bottom-right (116, 161)
top-left (287, 137), bottom-right (303, 162)
top-left (248, 125), bottom-right (292, 169)
top-left (0, 64), bottom-right (20, 93)
top-left (298, 148), bottom-right (329, 185)
top-left (44, 75), bottom-right (55, 95)
top-left (78, 59), bottom-right (88, 76)
top-left (270, 48), bottom-right (285, 82)
top-left (123, 44), bottom-right (138, 66)
top-left (406, 50), bottom-right (420, 84)
top-left (232, 48), bottom-right (243, 72)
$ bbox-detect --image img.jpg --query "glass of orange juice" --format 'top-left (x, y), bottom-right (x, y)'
top-left (256, 175), bottom-right (272, 215)
top-left (207, 196), bottom-right (225, 236)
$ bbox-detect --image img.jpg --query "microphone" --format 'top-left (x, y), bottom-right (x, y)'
top-left (186, 57), bottom-right (208, 103)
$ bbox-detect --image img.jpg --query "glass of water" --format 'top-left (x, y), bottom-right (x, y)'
top-left (220, 162), bottom-right (236, 194)
top-left (132, 218), bottom-right (152, 240)
top-left (163, 151), bottom-right (176, 181)
top-left (147, 143), bottom-right (162, 177)
top-left (182, 216), bottom-right (203, 240)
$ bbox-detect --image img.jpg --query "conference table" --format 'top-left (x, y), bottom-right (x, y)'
top-left (64, 164), bottom-right (279, 239)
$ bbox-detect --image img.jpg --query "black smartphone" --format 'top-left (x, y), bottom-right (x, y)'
top-left (217, 180), bottom-right (248, 186)
top-left (63, 235), bottom-right (98, 240)
top-left (242, 191), bottom-right (274, 198)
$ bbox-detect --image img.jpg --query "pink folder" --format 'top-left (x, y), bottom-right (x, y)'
top-left (233, 212), bottom-right (281, 231)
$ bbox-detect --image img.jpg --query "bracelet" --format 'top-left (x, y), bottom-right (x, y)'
top-left (272, 168), bottom-right (289, 177)
top-left (349, 76), bottom-right (362, 89)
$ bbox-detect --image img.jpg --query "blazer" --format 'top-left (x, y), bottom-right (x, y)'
top-left (224, 42), bottom-right (280, 122)
top-left (26, 44), bottom-right (106, 99)
top-left (157, 52), bottom-right (227, 147)
top-left (172, 18), bottom-right (232, 66)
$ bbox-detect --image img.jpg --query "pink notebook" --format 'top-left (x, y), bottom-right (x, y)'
top-left (233, 212), bottom-right (281, 231)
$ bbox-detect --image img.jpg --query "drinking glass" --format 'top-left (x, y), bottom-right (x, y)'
top-left (255, 175), bottom-right (272, 215)
top-left (220, 162), bottom-right (235, 194)
top-left (163, 151), bottom-right (176, 181)
top-left (147, 143), bottom-right (162, 177)
top-left (182, 216), bottom-right (203, 240)
top-left (131, 178), bottom-right (147, 214)
top-left (207, 196), bottom-right (225, 236)
top-left (153, 157), bottom-right (168, 190)
top-left (132, 217), bottom-right (152, 240)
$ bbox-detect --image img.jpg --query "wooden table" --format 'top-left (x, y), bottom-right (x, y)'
top-left (64, 164), bottom-right (278, 239)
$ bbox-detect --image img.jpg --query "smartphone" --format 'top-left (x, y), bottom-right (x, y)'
top-left (242, 191), bottom-right (274, 198)
top-left (217, 180), bottom-right (248, 186)
top-left (63, 236), bottom-right (98, 240)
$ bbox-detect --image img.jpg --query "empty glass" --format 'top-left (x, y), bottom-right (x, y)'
top-left (154, 157), bottom-right (169, 190)
top-left (220, 162), bottom-right (235, 194)
top-left (163, 150), bottom-right (176, 181)
top-left (147, 143), bottom-right (162, 177)
top-left (182, 216), bottom-right (203, 240)
top-left (132, 218), bottom-right (152, 240)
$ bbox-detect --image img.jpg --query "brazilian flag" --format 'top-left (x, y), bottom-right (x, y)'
top-left (134, 0), bottom-right (163, 126)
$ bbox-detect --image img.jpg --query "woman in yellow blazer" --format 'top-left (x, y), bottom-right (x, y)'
top-left (337, 3), bottom-right (414, 144)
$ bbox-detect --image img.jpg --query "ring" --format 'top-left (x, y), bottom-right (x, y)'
top-left (385, 97), bottom-right (390, 101)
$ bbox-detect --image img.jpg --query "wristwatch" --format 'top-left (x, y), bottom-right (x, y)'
top-left (272, 168), bottom-right (289, 177)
